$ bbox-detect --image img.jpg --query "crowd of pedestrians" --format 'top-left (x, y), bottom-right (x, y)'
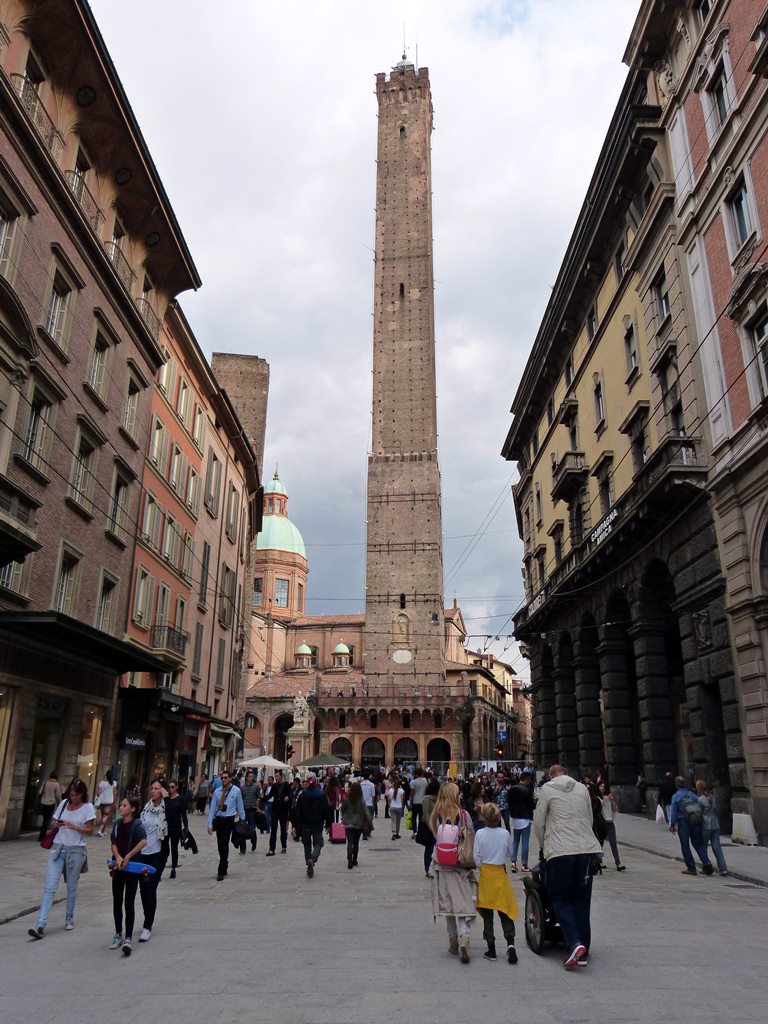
top-left (26, 758), bottom-right (730, 969)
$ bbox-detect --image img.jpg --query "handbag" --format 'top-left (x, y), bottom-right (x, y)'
top-left (457, 810), bottom-right (474, 869)
top-left (233, 819), bottom-right (254, 839)
top-left (40, 799), bottom-right (67, 849)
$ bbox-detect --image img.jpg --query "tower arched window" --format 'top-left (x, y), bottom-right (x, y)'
top-left (434, 712), bottom-right (443, 729)
top-left (370, 712), bottom-right (378, 730)
top-left (403, 711), bottom-right (411, 729)
top-left (339, 712), bottom-right (346, 729)
top-left (399, 125), bottom-right (406, 139)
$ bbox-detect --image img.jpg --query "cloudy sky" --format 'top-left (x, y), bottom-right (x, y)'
top-left (90, 0), bottom-right (641, 674)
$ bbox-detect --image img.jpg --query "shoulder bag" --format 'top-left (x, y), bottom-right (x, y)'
top-left (40, 799), bottom-right (68, 849)
top-left (457, 809), bottom-right (475, 869)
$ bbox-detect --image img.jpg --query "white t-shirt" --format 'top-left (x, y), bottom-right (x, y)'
top-left (389, 788), bottom-right (405, 810)
top-left (360, 779), bottom-right (376, 806)
top-left (97, 780), bottom-right (116, 806)
top-left (54, 800), bottom-right (96, 848)
top-left (473, 825), bottom-right (515, 866)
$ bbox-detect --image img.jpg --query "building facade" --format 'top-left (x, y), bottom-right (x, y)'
top-left (0, 0), bottom-right (199, 838)
top-left (502, 57), bottom-right (738, 816)
top-left (119, 304), bottom-right (261, 788)
top-left (624, 0), bottom-right (768, 837)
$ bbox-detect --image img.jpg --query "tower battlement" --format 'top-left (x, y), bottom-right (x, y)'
top-left (376, 63), bottom-right (429, 86)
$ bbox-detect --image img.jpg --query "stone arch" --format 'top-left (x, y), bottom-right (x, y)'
top-left (393, 736), bottom-right (418, 762)
top-left (272, 713), bottom-right (293, 762)
top-left (361, 736), bottom-right (385, 768)
top-left (427, 737), bottom-right (451, 774)
top-left (331, 736), bottom-right (352, 760)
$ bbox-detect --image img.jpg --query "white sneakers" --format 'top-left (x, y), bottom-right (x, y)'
top-left (64, 922), bottom-right (74, 931)
top-left (139, 928), bottom-right (152, 942)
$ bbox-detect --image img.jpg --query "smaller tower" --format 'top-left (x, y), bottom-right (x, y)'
top-left (252, 470), bottom-right (308, 620)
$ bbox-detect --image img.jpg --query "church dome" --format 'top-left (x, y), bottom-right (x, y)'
top-left (265, 474), bottom-right (287, 496)
top-left (295, 642), bottom-right (312, 656)
top-left (333, 640), bottom-right (350, 655)
top-left (256, 516), bottom-right (306, 558)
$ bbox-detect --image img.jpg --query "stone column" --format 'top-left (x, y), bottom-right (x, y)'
top-left (629, 618), bottom-right (675, 785)
top-left (530, 641), bottom-right (558, 767)
top-left (597, 628), bottom-right (637, 786)
top-left (554, 642), bottom-right (580, 771)
top-left (573, 639), bottom-right (604, 774)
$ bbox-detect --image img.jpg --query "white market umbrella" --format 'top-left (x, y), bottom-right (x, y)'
top-left (238, 755), bottom-right (290, 770)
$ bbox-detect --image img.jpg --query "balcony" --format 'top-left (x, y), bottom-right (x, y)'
top-left (10, 75), bottom-right (63, 159)
top-left (150, 623), bottom-right (187, 662)
top-left (104, 241), bottom-right (136, 292)
top-left (0, 476), bottom-right (41, 568)
top-left (64, 170), bottom-right (104, 234)
top-left (551, 450), bottom-right (588, 503)
top-left (635, 435), bottom-right (708, 503)
top-left (135, 296), bottom-right (162, 342)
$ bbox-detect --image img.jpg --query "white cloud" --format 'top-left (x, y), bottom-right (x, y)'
top-left (90, 0), bottom-right (641, 656)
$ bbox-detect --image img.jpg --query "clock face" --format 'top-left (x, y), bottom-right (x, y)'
top-left (392, 649), bottom-right (412, 664)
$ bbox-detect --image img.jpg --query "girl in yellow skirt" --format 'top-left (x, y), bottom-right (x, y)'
top-left (473, 802), bottom-right (519, 963)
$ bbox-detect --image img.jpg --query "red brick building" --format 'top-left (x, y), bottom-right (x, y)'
top-left (0, 0), bottom-right (199, 837)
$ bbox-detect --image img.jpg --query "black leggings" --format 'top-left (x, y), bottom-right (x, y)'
top-left (112, 871), bottom-right (139, 939)
top-left (346, 827), bottom-right (361, 865)
top-left (139, 851), bottom-right (164, 930)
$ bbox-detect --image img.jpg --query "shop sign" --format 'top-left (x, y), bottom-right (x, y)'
top-left (590, 506), bottom-right (620, 547)
top-left (209, 736), bottom-right (225, 749)
top-left (123, 733), bottom-right (146, 749)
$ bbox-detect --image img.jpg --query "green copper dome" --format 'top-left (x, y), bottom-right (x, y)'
top-left (256, 515), bottom-right (306, 558)
top-left (265, 475), bottom-right (287, 496)
top-left (333, 640), bottom-right (350, 655)
top-left (295, 643), bottom-right (312, 656)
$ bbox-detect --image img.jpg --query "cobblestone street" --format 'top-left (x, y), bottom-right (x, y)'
top-left (1, 816), bottom-right (766, 1024)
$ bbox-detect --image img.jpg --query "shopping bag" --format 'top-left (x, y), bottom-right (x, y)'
top-left (655, 803), bottom-right (666, 824)
top-left (405, 810), bottom-right (413, 830)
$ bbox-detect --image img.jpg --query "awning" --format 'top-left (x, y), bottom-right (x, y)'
top-left (0, 611), bottom-right (168, 672)
top-left (210, 724), bottom-right (238, 737)
top-left (119, 687), bottom-right (211, 719)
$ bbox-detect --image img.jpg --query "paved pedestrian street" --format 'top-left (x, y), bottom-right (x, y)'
top-left (1, 818), bottom-right (766, 1024)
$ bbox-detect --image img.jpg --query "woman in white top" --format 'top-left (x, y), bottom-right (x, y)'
top-left (137, 779), bottom-right (168, 942)
top-left (388, 776), bottom-right (406, 839)
top-left (29, 779), bottom-right (95, 939)
top-left (598, 782), bottom-right (625, 870)
top-left (96, 770), bottom-right (117, 837)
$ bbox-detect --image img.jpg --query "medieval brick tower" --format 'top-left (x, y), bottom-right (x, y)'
top-left (364, 57), bottom-right (446, 696)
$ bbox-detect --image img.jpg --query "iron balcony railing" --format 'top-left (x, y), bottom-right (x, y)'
top-left (150, 623), bottom-right (187, 659)
top-left (64, 170), bottom-right (104, 234)
top-left (135, 296), bottom-right (162, 341)
top-left (551, 450), bottom-right (587, 502)
top-left (104, 240), bottom-right (136, 292)
top-left (10, 75), bottom-right (63, 159)
top-left (0, 482), bottom-right (37, 529)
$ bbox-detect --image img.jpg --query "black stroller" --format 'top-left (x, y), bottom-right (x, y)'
top-left (523, 852), bottom-right (602, 954)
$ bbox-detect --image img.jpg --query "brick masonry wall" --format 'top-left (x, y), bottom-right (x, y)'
top-left (210, 353), bottom-right (269, 480)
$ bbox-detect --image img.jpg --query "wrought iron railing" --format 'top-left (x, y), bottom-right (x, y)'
top-left (135, 296), bottom-right (162, 341)
top-left (150, 623), bottom-right (187, 658)
top-left (64, 170), bottom-right (104, 234)
top-left (316, 683), bottom-right (472, 707)
top-left (10, 75), bottom-right (63, 158)
top-left (0, 482), bottom-right (37, 529)
top-left (104, 240), bottom-right (136, 291)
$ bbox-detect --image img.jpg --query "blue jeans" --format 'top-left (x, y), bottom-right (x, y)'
top-left (677, 820), bottom-right (710, 872)
top-left (511, 823), bottom-right (531, 865)
top-left (703, 828), bottom-right (728, 873)
top-left (545, 853), bottom-right (594, 953)
top-left (37, 845), bottom-right (87, 929)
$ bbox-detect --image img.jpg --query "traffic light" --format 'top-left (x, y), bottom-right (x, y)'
top-left (496, 745), bottom-right (504, 758)
top-left (286, 744), bottom-right (295, 760)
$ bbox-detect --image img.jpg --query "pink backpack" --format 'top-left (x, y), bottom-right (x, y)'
top-left (435, 814), bottom-right (462, 866)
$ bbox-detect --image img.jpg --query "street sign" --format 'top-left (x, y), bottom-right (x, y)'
top-left (498, 730), bottom-right (507, 742)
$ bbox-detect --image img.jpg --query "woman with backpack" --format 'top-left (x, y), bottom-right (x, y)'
top-left (340, 781), bottom-right (372, 869)
top-left (429, 781), bottom-right (477, 963)
top-left (696, 780), bottom-right (728, 876)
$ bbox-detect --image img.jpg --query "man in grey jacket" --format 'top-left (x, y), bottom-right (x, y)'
top-left (533, 765), bottom-right (601, 970)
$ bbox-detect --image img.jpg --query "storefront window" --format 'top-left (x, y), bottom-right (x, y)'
top-left (77, 704), bottom-right (103, 802)
top-left (23, 696), bottom-right (67, 830)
